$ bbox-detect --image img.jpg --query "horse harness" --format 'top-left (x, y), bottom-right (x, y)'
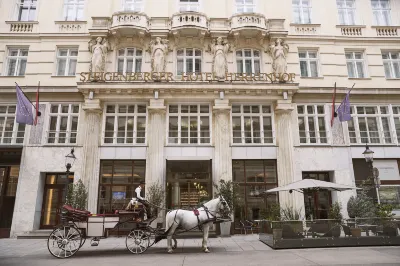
top-left (193, 205), bottom-right (217, 231)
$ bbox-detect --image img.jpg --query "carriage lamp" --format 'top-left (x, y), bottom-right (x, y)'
top-left (65, 148), bottom-right (77, 173)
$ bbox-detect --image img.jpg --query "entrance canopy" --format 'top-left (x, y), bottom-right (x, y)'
top-left (264, 179), bottom-right (360, 193)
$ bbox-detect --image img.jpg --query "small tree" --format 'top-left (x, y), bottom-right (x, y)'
top-left (347, 177), bottom-right (376, 218)
top-left (213, 179), bottom-right (241, 215)
top-left (146, 181), bottom-right (165, 217)
top-left (328, 202), bottom-right (343, 221)
top-left (66, 179), bottom-right (88, 210)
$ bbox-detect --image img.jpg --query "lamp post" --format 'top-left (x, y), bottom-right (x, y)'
top-left (65, 148), bottom-right (77, 174)
top-left (362, 144), bottom-right (380, 204)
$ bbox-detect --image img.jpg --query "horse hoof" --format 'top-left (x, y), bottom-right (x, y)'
top-left (168, 250), bottom-right (173, 254)
top-left (204, 249), bottom-right (210, 253)
top-left (172, 245), bottom-right (177, 250)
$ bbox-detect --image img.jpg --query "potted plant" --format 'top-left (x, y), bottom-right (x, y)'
top-left (280, 205), bottom-right (303, 236)
top-left (66, 179), bottom-right (88, 210)
top-left (214, 179), bottom-right (240, 237)
top-left (328, 202), bottom-right (343, 237)
top-left (375, 204), bottom-right (397, 236)
top-left (266, 204), bottom-right (282, 239)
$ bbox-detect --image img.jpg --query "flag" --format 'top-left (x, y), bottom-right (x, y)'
top-left (330, 82), bottom-right (337, 127)
top-left (16, 84), bottom-right (34, 125)
top-left (337, 90), bottom-right (352, 122)
top-left (34, 82), bottom-right (40, 125)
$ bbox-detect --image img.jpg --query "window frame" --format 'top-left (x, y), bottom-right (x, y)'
top-left (56, 47), bottom-right (79, 76)
top-left (178, 0), bottom-right (200, 12)
top-left (345, 51), bottom-right (367, 79)
top-left (371, 0), bottom-right (391, 26)
top-left (235, 0), bottom-right (255, 13)
top-left (292, 0), bottom-right (312, 24)
top-left (235, 49), bottom-right (261, 74)
top-left (5, 48), bottom-right (28, 77)
top-left (176, 48), bottom-right (202, 76)
top-left (121, 0), bottom-right (144, 12)
top-left (166, 103), bottom-right (212, 145)
top-left (382, 51), bottom-right (400, 79)
top-left (102, 104), bottom-right (147, 146)
top-left (116, 47), bottom-right (143, 74)
top-left (231, 104), bottom-right (275, 145)
top-left (337, 0), bottom-right (357, 25)
top-left (298, 50), bottom-right (320, 78)
top-left (63, 0), bottom-right (85, 21)
top-left (15, 0), bottom-right (37, 21)
top-left (45, 103), bottom-right (80, 145)
top-left (297, 104), bottom-right (329, 145)
top-left (347, 105), bottom-right (395, 145)
top-left (392, 105), bottom-right (400, 144)
top-left (0, 105), bottom-right (26, 145)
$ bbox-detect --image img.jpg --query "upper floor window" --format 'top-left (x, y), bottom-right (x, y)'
top-left (393, 106), bottom-right (400, 143)
top-left (232, 105), bottom-right (274, 145)
top-left (293, 0), bottom-right (311, 24)
top-left (56, 48), bottom-right (78, 76)
top-left (122, 0), bottom-right (143, 12)
top-left (236, 49), bottom-right (260, 74)
top-left (337, 0), bottom-right (356, 25)
top-left (347, 106), bottom-right (393, 144)
top-left (47, 104), bottom-right (80, 144)
top-left (177, 48), bottom-right (201, 75)
top-left (297, 105), bottom-right (327, 144)
top-left (299, 50), bottom-right (319, 77)
top-left (15, 0), bottom-right (37, 21)
top-left (235, 0), bottom-right (255, 13)
top-left (6, 48), bottom-right (28, 76)
top-left (345, 51), bottom-right (366, 78)
top-left (168, 104), bottom-right (211, 145)
top-left (179, 0), bottom-right (199, 12)
top-left (0, 105), bottom-right (25, 145)
top-left (117, 48), bottom-right (143, 74)
top-left (63, 0), bottom-right (84, 21)
top-left (371, 0), bottom-right (391, 26)
top-left (382, 51), bottom-right (400, 79)
top-left (104, 104), bottom-right (146, 144)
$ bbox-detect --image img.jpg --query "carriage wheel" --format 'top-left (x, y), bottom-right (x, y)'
top-left (47, 226), bottom-right (82, 259)
top-left (126, 229), bottom-right (150, 254)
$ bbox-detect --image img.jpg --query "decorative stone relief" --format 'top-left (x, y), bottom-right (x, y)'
top-left (207, 37), bottom-right (231, 81)
top-left (147, 37), bottom-right (170, 73)
top-left (267, 38), bottom-right (289, 75)
top-left (88, 37), bottom-right (109, 72)
top-left (29, 104), bottom-right (46, 145)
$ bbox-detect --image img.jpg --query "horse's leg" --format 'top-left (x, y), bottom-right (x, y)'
top-left (202, 223), bottom-right (211, 253)
top-left (167, 223), bottom-right (178, 253)
top-left (172, 236), bottom-right (177, 249)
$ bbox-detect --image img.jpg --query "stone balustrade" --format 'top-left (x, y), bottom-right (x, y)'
top-left (230, 13), bottom-right (267, 30)
top-left (7, 21), bottom-right (38, 33)
top-left (55, 21), bottom-right (87, 33)
top-left (291, 24), bottom-right (320, 35)
top-left (374, 26), bottom-right (398, 36)
top-left (338, 25), bottom-right (363, 36)
top-left (171, 12), bottom-right (208, 30)
top-left (111, 11), bottom-right (149, 30)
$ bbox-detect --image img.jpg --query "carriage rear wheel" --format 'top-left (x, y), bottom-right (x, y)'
top-left (126, 229), bottom-right (150, 254)
top-left (47, 226), bottom-right (83, 259)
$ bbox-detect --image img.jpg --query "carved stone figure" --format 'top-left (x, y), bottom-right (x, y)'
top-left (208, 37), bottom-right (230, 80)
top-left (268, 38), bottom-right (289, 75)
top-left (88, 37), bottom-right (109, 72)
top-left (148, 37), bottom-right (170, 72)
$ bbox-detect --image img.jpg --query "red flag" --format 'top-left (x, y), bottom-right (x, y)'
top-left (330, 82), bottom-right (337, 127)
top-left (35, 82), bottom-right (40, 125)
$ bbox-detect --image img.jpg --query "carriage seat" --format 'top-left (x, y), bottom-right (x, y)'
top-left (62, 204), bottom-right (91, 215)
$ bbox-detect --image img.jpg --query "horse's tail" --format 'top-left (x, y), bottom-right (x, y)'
top-left (154, 211), bottom-right (175, 244)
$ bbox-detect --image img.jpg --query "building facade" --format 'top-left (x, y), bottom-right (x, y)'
top-left (0, 0), bottom-right (400, 238)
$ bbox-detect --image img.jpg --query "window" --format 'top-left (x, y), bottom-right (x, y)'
top-left (122, 0), bottom-right (143, 12)
top-left (233, 160), bottom-right (278, 221)
top-left (47, 104), bottom-right (80, 144)
top-left (0, 105), bottom-right (25, 144)
top-left (168, 104), bottom-right (211, 144)
top-left (392, 106), bottom-right (400, 143)
top-left (297, 105), bottom-right (328, 144)
top-left (56, 48), bottom-right (78, 76)
top-left (379, 186), bottom-right (400, 210)
top-left (299, 51), bottom-right (319, 77)
top-left (382, 52), bottom-right (400, 79)
top-left (63, 0), bottom-right (84, 21)
top-left (235, 0), bottom-right (254, 13)
top-left (232, 105), bottom-right (273, 144)
top-left (6, 48), bottom-right (28, 76)
top-left (345, 52), bottom-right (366, 78)
top-left (15, 0), bottom-right (37, 21)
top-left (371, 0), bottom-right (391, 26)
top-left (179, 0), bottom-right (199, 12)
top-left (292, 0), bottom-right (311, 24)
top-left (347, 106), bottom-right (393, 144)
top-left (236, 49), bottom-right (260, 74)
top-left (177, 48), bottom-right (201, 75)
top-left (337, 0), bottom-right (356, 25)
top-left (104, 104), bottom-right (146, 144)
top-left (99, 160), bottom-right (145, 214)
top-left (117, 48), bottom-right (142, 74)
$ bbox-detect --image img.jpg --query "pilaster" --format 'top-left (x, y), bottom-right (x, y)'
top-left (81, 99), bottom-right (102, 213)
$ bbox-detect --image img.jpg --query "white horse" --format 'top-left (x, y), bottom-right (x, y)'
top-left (164, 196), bottom-right (230, 253)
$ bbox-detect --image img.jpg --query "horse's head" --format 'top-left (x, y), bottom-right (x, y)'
top-left (218, 195), bottom-right (231, 218)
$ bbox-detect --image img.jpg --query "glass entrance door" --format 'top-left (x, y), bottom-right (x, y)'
top-left (302, 172), bottom-right (332, 219)
top-left (0, 166), bottom-right (20, 238)
top-left (40, 173), bottom-right (73, 229)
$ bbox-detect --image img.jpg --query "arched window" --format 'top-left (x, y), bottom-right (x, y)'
top-left (236, 49), bottom-right (260, 74)
top-left (117, 48), bottom-right (142, 74)
top-left (177, 48), bottom-right (202, 75)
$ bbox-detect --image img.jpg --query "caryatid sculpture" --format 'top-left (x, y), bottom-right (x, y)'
top-left (148, 37), bottom-right (170, 73)
top-left (88, 37), bottom-right (109, 73)
top-left (208, 37), bottom-right (231, 80)
top-left (267, 38), bottom-right (289, 75)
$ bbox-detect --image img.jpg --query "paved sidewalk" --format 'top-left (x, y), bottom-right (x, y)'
top-left (0, 234), bottom-right (400, 266)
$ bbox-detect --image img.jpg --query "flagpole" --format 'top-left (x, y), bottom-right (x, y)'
top-left (15, 82), bottom-right (38, 111)
top-left (330, 82), bottom-right (337, 127)
top-left (35, 81), bottom-right (40, 125)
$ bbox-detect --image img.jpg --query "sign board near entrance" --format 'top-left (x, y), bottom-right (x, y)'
top-left (79, 72), bottom-right (296, 83)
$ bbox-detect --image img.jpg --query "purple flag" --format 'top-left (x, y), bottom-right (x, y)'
top-left (16, 85), bottom-right (34, 125)
top-left (337, 90), bottom-right (352, 122)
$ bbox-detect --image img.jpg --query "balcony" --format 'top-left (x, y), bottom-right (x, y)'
top-left (110, 11), bottom-right (149, 36)
top-left (6, 21), bottom-right (38, 33)
top-left (290, 23), bottom-right (321, 35)
top-left (372, 26), bottom-right (399, 37)
top-left (230, 13), bottom-right (267, 37)
top-left (170, 12), bottom-right (209, 40)
top-left (337, 25), bottom-right (365, 37)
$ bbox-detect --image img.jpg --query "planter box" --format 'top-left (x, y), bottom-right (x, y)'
top-left (351, 228), bottom-right (362, 237)
top-left (220, 222), bottom-right (231, 237)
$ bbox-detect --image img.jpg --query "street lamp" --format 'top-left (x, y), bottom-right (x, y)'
top-left (362, 144), bottom-right (380, 204)
top-left (65, 148), bottom-right (77, 174)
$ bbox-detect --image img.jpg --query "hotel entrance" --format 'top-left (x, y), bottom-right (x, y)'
top-left (166, 160), bottom-right (212, 209)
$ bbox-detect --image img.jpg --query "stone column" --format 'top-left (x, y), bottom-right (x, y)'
top-left (213, 99), bottom-right (232, 183)
top-left (275, 100), bottom-right (296, 208)
top-left (81, 99), bottom-right (102, 213)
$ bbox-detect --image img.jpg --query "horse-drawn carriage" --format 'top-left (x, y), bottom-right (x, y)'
top-left (47, 196), bottom-right (230, 258)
